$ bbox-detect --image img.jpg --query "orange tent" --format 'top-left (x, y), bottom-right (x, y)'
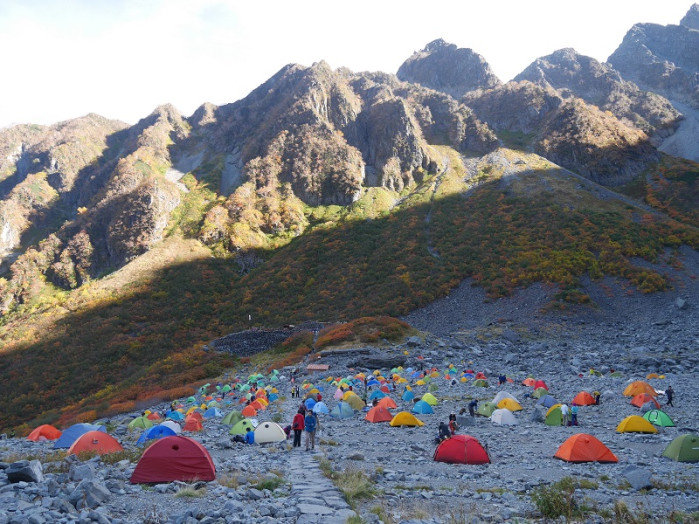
top-left (255, 390), bottom-right (267, 398)
top-left (623, 381), bottom-right (656, 397)
top-left (572, 391), bottom-right (596, 406)
top-left (365, 405), bottom-right (393, 423)
top-left (522, 378), bottom-right (536, 387)
top-left (27, 424), bottom-right (62, 442)
top-left (377, 397), bottom-right (398, 410)
top-left (183, 417), bottom-right (203, 432)
top-left (475, 372), bottom-right (487, 380)
top-left (631, 393), bottom-right (660, 409)
top-left (188, 412), bottom-right (203, 422)
top-left (147, 412), bottom-right (162, 421)
top-left (241, 405), bottom-right (258, 417)
top-left (68, 431), bottom-right (123, 455)
top-left (249, 400), bottom-right (266, 411)
top-left (554, 434), bottom-right (618, 463)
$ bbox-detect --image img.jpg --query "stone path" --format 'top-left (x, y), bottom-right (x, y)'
top-left (286, 451), bottom-right (357, 523)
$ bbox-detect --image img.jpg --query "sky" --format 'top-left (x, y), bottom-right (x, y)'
top-left (0, 0), bottom-right (693, 129)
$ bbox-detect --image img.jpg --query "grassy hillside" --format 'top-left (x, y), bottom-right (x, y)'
top-left (1, 148), bottom-right (697, 431)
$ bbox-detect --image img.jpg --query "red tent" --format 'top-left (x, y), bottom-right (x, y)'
top-left (130, 436), bottom-right (215, 483)
top-left (27, 424), bottom-right (62, 442)
top-left (572, 391), bottom-right (596, 406)
top-left (365, 405), bottom-right (393, 423)
top-left (183, 417), bottom-right (203, 432)
top-left (534, 380), bottom-right (548, 391)
top-left (68, 431), bottom-right (123, 455)
top-left (433, 434), bottom-right (490, 464)
top-left (475, 372), bottom-right (487, 380)
top-left (631, 393), bottom-right (660, 408)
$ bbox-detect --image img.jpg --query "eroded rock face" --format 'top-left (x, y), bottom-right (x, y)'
top-left (608, 13), bottom-right (699, 108)
top-left (397, 39), bottom-right (502, 99)
top-left (515, 48), bottom-right (682, 139)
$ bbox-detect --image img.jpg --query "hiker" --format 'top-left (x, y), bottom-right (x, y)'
top-left (437, 422), bottom-right (451, 442)
top-left (561, 403), bottom-right (570, 426)
top-left (570, 403), bottom-right (579, 426)
top-left (666, 386), bottom-right (674, 407)
top-left (372, 398), bottom-right (379, 407)
top-left (244, 427), bottom-right (255, 445)
top-left (232, 434), bottom-right (245, 444)
top-left (448, 413), bottom-right (459, 435)
top-left (468, 399), bottom-right (478, 417)
top-left (298, 402), bottom-right (307, 415)
top-left (593, 391), bottom-right (601, 405)
top-left (304, 410), bottom-right (318, 451)
top-left (316, 393), bottom-right (322, 402)
top-left (498, 374), bottom-right (506, 386)
top-left (292, 409), bottom-right (305, 448)
top-left (283, 425), bottom-right (291, 439)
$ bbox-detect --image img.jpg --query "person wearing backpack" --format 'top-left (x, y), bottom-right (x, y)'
top-left (292, 409), bottom-right (305, 448)
top-left (304, 410), bottom-right (318, 451)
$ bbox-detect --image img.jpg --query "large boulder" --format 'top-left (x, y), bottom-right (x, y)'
top-left (6, 460), bottom-right (43, 483)
top-left (69, 479), bottom-right (111, 510)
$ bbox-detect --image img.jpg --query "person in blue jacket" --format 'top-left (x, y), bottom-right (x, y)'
top-left (244, 427), bottom-right (255, 444)
top-left (304, 410), bottom-right (318, 451)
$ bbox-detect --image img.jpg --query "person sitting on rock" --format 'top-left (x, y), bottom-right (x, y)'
top-left (244, 427), bottom-right (255, 445)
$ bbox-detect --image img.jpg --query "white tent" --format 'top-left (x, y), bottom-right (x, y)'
top-left (160, 420), bottom-right (182, 434)
top-left (254, 421), bottom-right (287, 443)
top-left (492, 391), bottom-right (519, 404)
top-left (491, 408), bottom-right (518, 426)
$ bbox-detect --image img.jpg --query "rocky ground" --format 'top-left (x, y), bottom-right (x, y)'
top-left (0, 248), bottom-right (697, 523)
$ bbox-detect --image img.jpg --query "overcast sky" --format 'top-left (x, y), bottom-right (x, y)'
top-left (0, 0), bottom-right (693, 128)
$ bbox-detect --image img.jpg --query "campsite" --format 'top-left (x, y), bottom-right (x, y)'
top-left (1, 298), bottom-right (697, 524)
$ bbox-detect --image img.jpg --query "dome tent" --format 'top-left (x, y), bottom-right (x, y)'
top-left (130, 436), bottom-right (215, 483)
top-left (554, 434), bottom-right (618, 463)
top-left (433, 434), bottom-right (490, 464)
top-left (68, 431), bottom-right (123, 456)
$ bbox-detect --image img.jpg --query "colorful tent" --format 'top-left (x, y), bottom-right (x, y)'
top-left (533, 380), bottom-right (548, 391)
top-left (203, 407), bottom-right (223, 419)
top-left (183, 417), bottom-right (203, 432)
top-left (160, 420), bottom-right (182, 434)
top-left (365, 405), bottom-right (393, 423)
top-left (522, 378), bottom-right (536, 387)
top-left (331, 402), bottom-right (355, 419)
top-left (545, 407), bottom-right (562, 426)
top-left (130, 436), bottom-right (216, 483)
top-left (623, 381), bottom-right (656, 397)
top-left (537, 395), bottom-right (558, 408)
top-left (241, 405), bottom-right (258, 417)
top-left (572, 391), bottom-right (596, 406)
top-left (473, 379), bottom-right (488, 388)
top-left (476, 402), bottom-right (497, 417)
top-left (222, 411), bottom-right (243, 426)
top-left (254, 422), bottom-right (287, 444)
top-left (492, 392), bottom-right (518, 404)
top-left (312, 401), bottom-right (329, 414)
top-left (68, 431), bottom-right (123, 456)
top-left (491, 408), bottom-right (518, 425)
top-left (344, 394), bottom-right (365, 411)
top-left (642, 410), bottom-right (675, 427)
top-left (128, 416), bottom-right (154, 430)
top-left (229, 419), bottom-right (255, 436)
top-left (368, 390), bottom-right (386, 401)
top-left (377, 397), bottom-right (397, 410)
top-left (412, 400), bottom-right (434, 414)
top-left (496, 398), bottom-right (523, 412)
top-left (616, 415), bottom-right (658, 434)
top-left (54, 424), bottom-right (105, 449)
top-left (421, 393), bottom-right (438, 406)
top-left (554, 434), bottom-right (618, 463)
top-left (433, 434), bottom-right (490, 464)
top-left (531, 387), bottom-right (549, 399)
top-left (137, 424), bottom-right (177, 445)
top-left (631, 393), bottom-right (660, 409)
top-left (27, 424), bottom-right (62, 442)
top-left (662, 434), bottom-right (699, 463)
top-left (165, 411), bottom-right (185, 422)
top-left (389, 411), bottom-right (424, 427)
top-left (402, 389), bottom-right (415, 402)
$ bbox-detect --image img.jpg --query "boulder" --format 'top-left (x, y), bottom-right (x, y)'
top-left (6, 460), bottom-right (43, 483)
top-left (624, 467), bottom-right (653, 490)
top-left (69, 463), bottom-right (95, 482)
top-left (69, 479), bottom-right (111, 510)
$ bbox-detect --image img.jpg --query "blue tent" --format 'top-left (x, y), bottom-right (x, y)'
top-left (367, 379), bottom-right (380, 387)
top-left (312, 401), bottom-right (329, 414)
top-left (268, 393), bottom-right (279, 402)
top-left (136, 424), bottom-right (177, 445)
top-left (203, 407), bottom-right (223, 419)
top-left (412, 400), bottom-right (434, 414)
top-left (165, 411), bottom-right (185, 421)
top-left (536, 395), bottom-right (558, 408)
top-left (368, 390), bottom-right (386, 401)
top-left (304, 397), bottom-right (316, 410)
top-left (331, 401), bottom-right (354, 419)
top-left (53, 423), bottom-right (105, 449)
top-left (402, 390), bottom-right (415, 402)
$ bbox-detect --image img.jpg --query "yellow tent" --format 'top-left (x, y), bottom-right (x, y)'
top-left (342, 390), bottom-right (358, 401)
top-left (616, 415), bottom-right (658, 434)
top-left (422, 392), bottom-right (438, 406)
top-left (646, 373), bottom-right (659, 379)
top-left (460, 377), bottom-right (468, 383)
top-left (623, 381), bottom-right (656, 397)
top-left (345, 394), bottom-right (365, 410)
top-left (416, 380), bottom-right (426, 386)
top-left (389, 411), bottom-right (424, 427)
top-left (497, 398), bottom-right (523, 412)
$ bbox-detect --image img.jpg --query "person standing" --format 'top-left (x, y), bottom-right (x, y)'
top-left (292, 409), bottom-right (305, 448)
top-left (570, 403), bottom-right (579, 426)
top-left (561, 403), bottom-right (570, 426)
top-left (666, 386), bottom-right (674, 407)
top-left (304, 410), bottom-right (318, 451)
top-left (448, 414), bottom-right (459, 435)
top-left (468, 399), bottom-right (478, 417)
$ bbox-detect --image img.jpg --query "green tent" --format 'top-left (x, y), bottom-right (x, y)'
top-left (473, 379), bottom-right (488, 388)
top-left (531, 387), bottom-right (549, 399)
top-left (128, 416), bottom-right (154, 430)
top-left (422, 392), bottom-right (438, 406)
top-left (643, 410), bottom-right (675, 427)
top-left (545, 407), bottom-right (562, 426)
top-left (222, 411), bottom-right (244, 426)
top-left (476, 402), bottom-right (497, 417)
top-left (221, 385), bottom-right (232, 393)
top-left (662, 434), bottom-right (699, 463)
top-left (229, 419), bottom-right (255, 436)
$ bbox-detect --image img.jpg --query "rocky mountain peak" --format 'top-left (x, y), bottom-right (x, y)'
top-left (680, 3), bottom-right (699, 29)
top-left (397, 39), bottom-right (501, 99)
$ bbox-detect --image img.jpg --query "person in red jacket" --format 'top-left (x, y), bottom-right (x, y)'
top-left (292, 409), bottom-right (305, 448)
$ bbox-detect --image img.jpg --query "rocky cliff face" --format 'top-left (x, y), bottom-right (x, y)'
top-left (467, 81), bottom-right (658, 185)
top-left (397, 39), bottom-right (502, 99)
top-left (681, 3), bottom-right (699, 30)
top-left (608, 7), bottom-right (699, 109)
top-left (515, 48), bottom-right (681, 140)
